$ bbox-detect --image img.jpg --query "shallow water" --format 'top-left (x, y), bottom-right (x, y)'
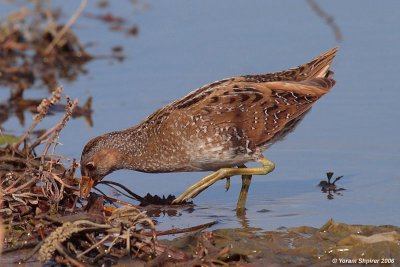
top-left (1, 0), bottom-right (400, 234)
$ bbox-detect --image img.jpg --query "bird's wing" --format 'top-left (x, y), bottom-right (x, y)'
top-left (170, 77), bottom-right (335, 147)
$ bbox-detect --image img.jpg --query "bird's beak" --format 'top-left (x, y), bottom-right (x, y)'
top-left (80, 175), bottom-right (95, 198)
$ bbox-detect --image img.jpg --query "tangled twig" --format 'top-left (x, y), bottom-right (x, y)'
top-left (38, 206), bottom-right (157, 263)
top-left (39, 220), bottom-right (111, 262)
top-left (39, 96), bottom-right (78, 174)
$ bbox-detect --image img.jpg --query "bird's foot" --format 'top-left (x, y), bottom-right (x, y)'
top-left (172, 158), bottom-right (275, 204)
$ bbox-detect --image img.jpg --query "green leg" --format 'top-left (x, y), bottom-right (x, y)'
top-left (236, 166), bottom-right (252, 215)
top-left (173, 157), bottom-right (275, 204)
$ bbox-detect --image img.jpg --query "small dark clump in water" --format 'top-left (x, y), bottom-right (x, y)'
top-left (318, 172), bottom-right (345, 199)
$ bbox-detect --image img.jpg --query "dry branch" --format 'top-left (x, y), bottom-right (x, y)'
top-left (44, 0), bottom-right (88, 55)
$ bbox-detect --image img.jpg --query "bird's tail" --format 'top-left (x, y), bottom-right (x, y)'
top-left (300, 47), bottom-right (339, 79)
top-left (241, 47), bottom-right (339, 83)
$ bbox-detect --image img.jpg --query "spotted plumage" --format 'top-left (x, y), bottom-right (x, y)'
top-left (80, 47), bottom-right (338, 203)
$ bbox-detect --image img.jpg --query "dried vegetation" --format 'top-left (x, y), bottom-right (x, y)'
top-left (0, 88), bottom-right (225, 266)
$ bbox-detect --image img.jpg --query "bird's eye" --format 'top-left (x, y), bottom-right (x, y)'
top-left (85, 161), bottom-right (95, 171)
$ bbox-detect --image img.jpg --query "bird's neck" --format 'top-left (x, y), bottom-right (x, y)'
top-left (102, 126), bottom-right (149, 172)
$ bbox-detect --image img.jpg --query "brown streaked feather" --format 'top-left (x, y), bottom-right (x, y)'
top-left (265, 77), bottom-right (335, 96)
top-left (173, 77), bottom-right (334, 149)
top-left (141, 47), bottom-right (338, 130)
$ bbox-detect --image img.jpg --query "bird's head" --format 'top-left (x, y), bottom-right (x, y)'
top-left (80, 136), bottom-right (122, 197)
